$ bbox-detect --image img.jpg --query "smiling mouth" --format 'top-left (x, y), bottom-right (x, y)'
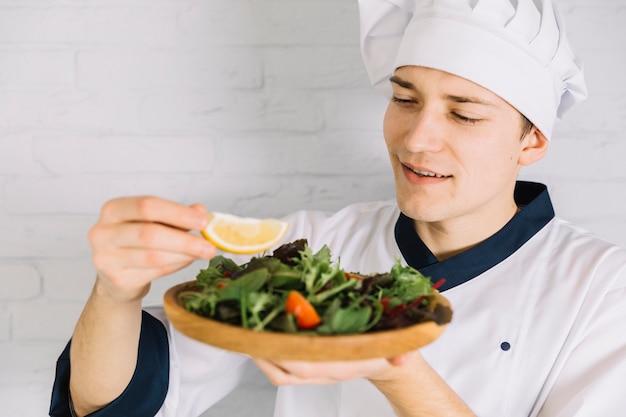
top-left (405, 165), bottom-right (451, 178)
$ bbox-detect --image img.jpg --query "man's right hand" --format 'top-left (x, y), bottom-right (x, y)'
top-left (87, 196), bottom-right (217, 302)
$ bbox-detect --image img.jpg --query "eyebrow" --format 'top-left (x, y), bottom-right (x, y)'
top-left (389, 75), bottom-right (415, 90)
top-left (389, 75), bottom-right (495, 106)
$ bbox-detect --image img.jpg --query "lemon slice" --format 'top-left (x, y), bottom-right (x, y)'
top-left (201, 212), bottom-right (289, 254)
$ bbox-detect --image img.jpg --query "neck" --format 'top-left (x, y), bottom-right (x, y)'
top-left (414, 202), bottom-right (520, 261)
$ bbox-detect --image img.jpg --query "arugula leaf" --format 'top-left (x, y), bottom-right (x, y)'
top-left (382, 259), bottom-right (434, 306)
top-left (219, 268), bottom-right (268, 300)
top-left (196, 256), bottom-right (241, 285)
top-left (330, 306), bottom-right (372, 333)
top-left (310, 278), bottom-right (359, 304)
top-left (219, 268), bottom-right (269, 328)
top-left (294, 245), bottom-right (345, 294)
top-left (248, 291), bottom-right (280, 329)
top-left (316, 296), bottom-right (379, 334)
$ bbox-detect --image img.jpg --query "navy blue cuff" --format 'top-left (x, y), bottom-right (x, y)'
top-left (49, 310), bottom-right (170, 417)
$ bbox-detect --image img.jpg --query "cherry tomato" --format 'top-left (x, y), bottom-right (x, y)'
top-left (344, 272), bottom-right (364, 280)
top-left (285, 290), bottom-right (321, 329)
top-left (380, 297), bottom-right (406, 317)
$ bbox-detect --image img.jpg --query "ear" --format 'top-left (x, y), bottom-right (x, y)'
top-left (519, 127), bottom-right (549, 166)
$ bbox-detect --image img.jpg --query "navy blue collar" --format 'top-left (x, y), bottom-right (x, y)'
top-left (394, 181), bottom-right (555, 292)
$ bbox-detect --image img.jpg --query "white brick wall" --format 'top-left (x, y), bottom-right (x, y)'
top-left (0, 0), bottom-right (624, 415)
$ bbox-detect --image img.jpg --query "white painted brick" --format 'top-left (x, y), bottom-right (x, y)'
top-left (76, 47), bottom-right (263, 91)
top-left (40, 91), bottom-right (143, 133)
top-left (321, 91), bottom-right (390, 130)
top-left (565, 0), bottom-right (626, 5)
top-left (553, 94), bottom-right (626, 135)
top-left (565, 6), bottom-right (626, 50)
top-left (189, 174), bottom-right (396, 218)
top-left (12, 299), bottom-right (83, 341)
top-left (0, 133), bottom-right (47, 175)
top-left (515, 177), bottom-right (626, 247)
top-left (579, 48), bottom-right (626, 96)
top-left (264, 46), bottom-right (370, 89)
top-left (522, 135), bottom-right (626, 181)
top-left (177, 0), bottom-right (358, 47)
top-left (217, 91), bottom-right (324, 132)
top-left (0, 368), bottom-right (56, 416)
top-left (140, 91), bottom-right (323, 134)
top-left (217, 131), bottom-right (390, 175)
top-left (0, 176), bottom-right (7, 208)
top-left (515, 175), bottom-right (626, 247)
top-left (579, 219), bottom-right (626, 248)
top-left (0, 308), bottom-right (9, 341)
top-left (0, 6), bottom-right (179, 46)
top-left (32, 135), bottom-right (218, 174)
top-left (0, 92), bottom-right (48, 129)
top-left (40, 259), bottom-right (94, 302)
top-left (0, 263), bottom-right (41, 300)
top-left (0, 49), bottom-right (73, 91)
top-left (0, 91), bottom-right (143, 132)
top-left (2, 175), bottom-right (199, 215)
top-left (138, 91), bottom-right (227, 134)
top-left (574, 182), bottom-right (626, 218)
top-left (2, 175), bottom-right (112, 215)
top-left (0, 216), bottom-right (93, 258)
top-left (0, 341), bottom-right (65, 372)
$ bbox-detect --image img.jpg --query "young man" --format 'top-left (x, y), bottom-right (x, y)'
top-left (50, 0), bottom-right (626, 416)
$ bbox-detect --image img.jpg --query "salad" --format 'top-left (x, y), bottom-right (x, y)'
top-left (179, 239), bottom-right (452, 335)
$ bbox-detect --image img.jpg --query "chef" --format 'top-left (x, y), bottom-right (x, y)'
top-left (50, 0), bottom-right (626, 416)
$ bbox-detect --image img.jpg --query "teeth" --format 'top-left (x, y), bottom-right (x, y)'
top-left (412, 168), bottom-right (447, 178)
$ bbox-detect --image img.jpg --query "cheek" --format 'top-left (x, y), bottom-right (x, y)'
top-left (382, 106), bottom-right (407, 147)
top-left (382, 106), bottom-right (394, 142)
top-left (462, 140), bottom-right (519, 176)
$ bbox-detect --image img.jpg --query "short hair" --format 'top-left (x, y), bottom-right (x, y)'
top-left (520, 113), bottom-right (533, 141)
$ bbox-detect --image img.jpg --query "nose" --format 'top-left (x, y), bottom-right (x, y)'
top-left (403, 109), bottom-right (444, 153)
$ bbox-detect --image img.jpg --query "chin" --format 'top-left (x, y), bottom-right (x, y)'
top-left (396, 194), bottom-right (440, 222)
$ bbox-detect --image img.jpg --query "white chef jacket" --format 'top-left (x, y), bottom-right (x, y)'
top-left (50, 182), bottom-right (626, 417)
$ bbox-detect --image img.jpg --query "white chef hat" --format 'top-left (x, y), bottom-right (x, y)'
top-left (358, 0), bottom-right (588, 139)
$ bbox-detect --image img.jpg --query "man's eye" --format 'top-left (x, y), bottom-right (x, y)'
top-left (391, 96), bottom-right (415, 105)
top-left (453, 113), bottom-right (481, 125)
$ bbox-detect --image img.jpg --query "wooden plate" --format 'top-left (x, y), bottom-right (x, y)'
top-left (164, 281), bottom-right (450, 361)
